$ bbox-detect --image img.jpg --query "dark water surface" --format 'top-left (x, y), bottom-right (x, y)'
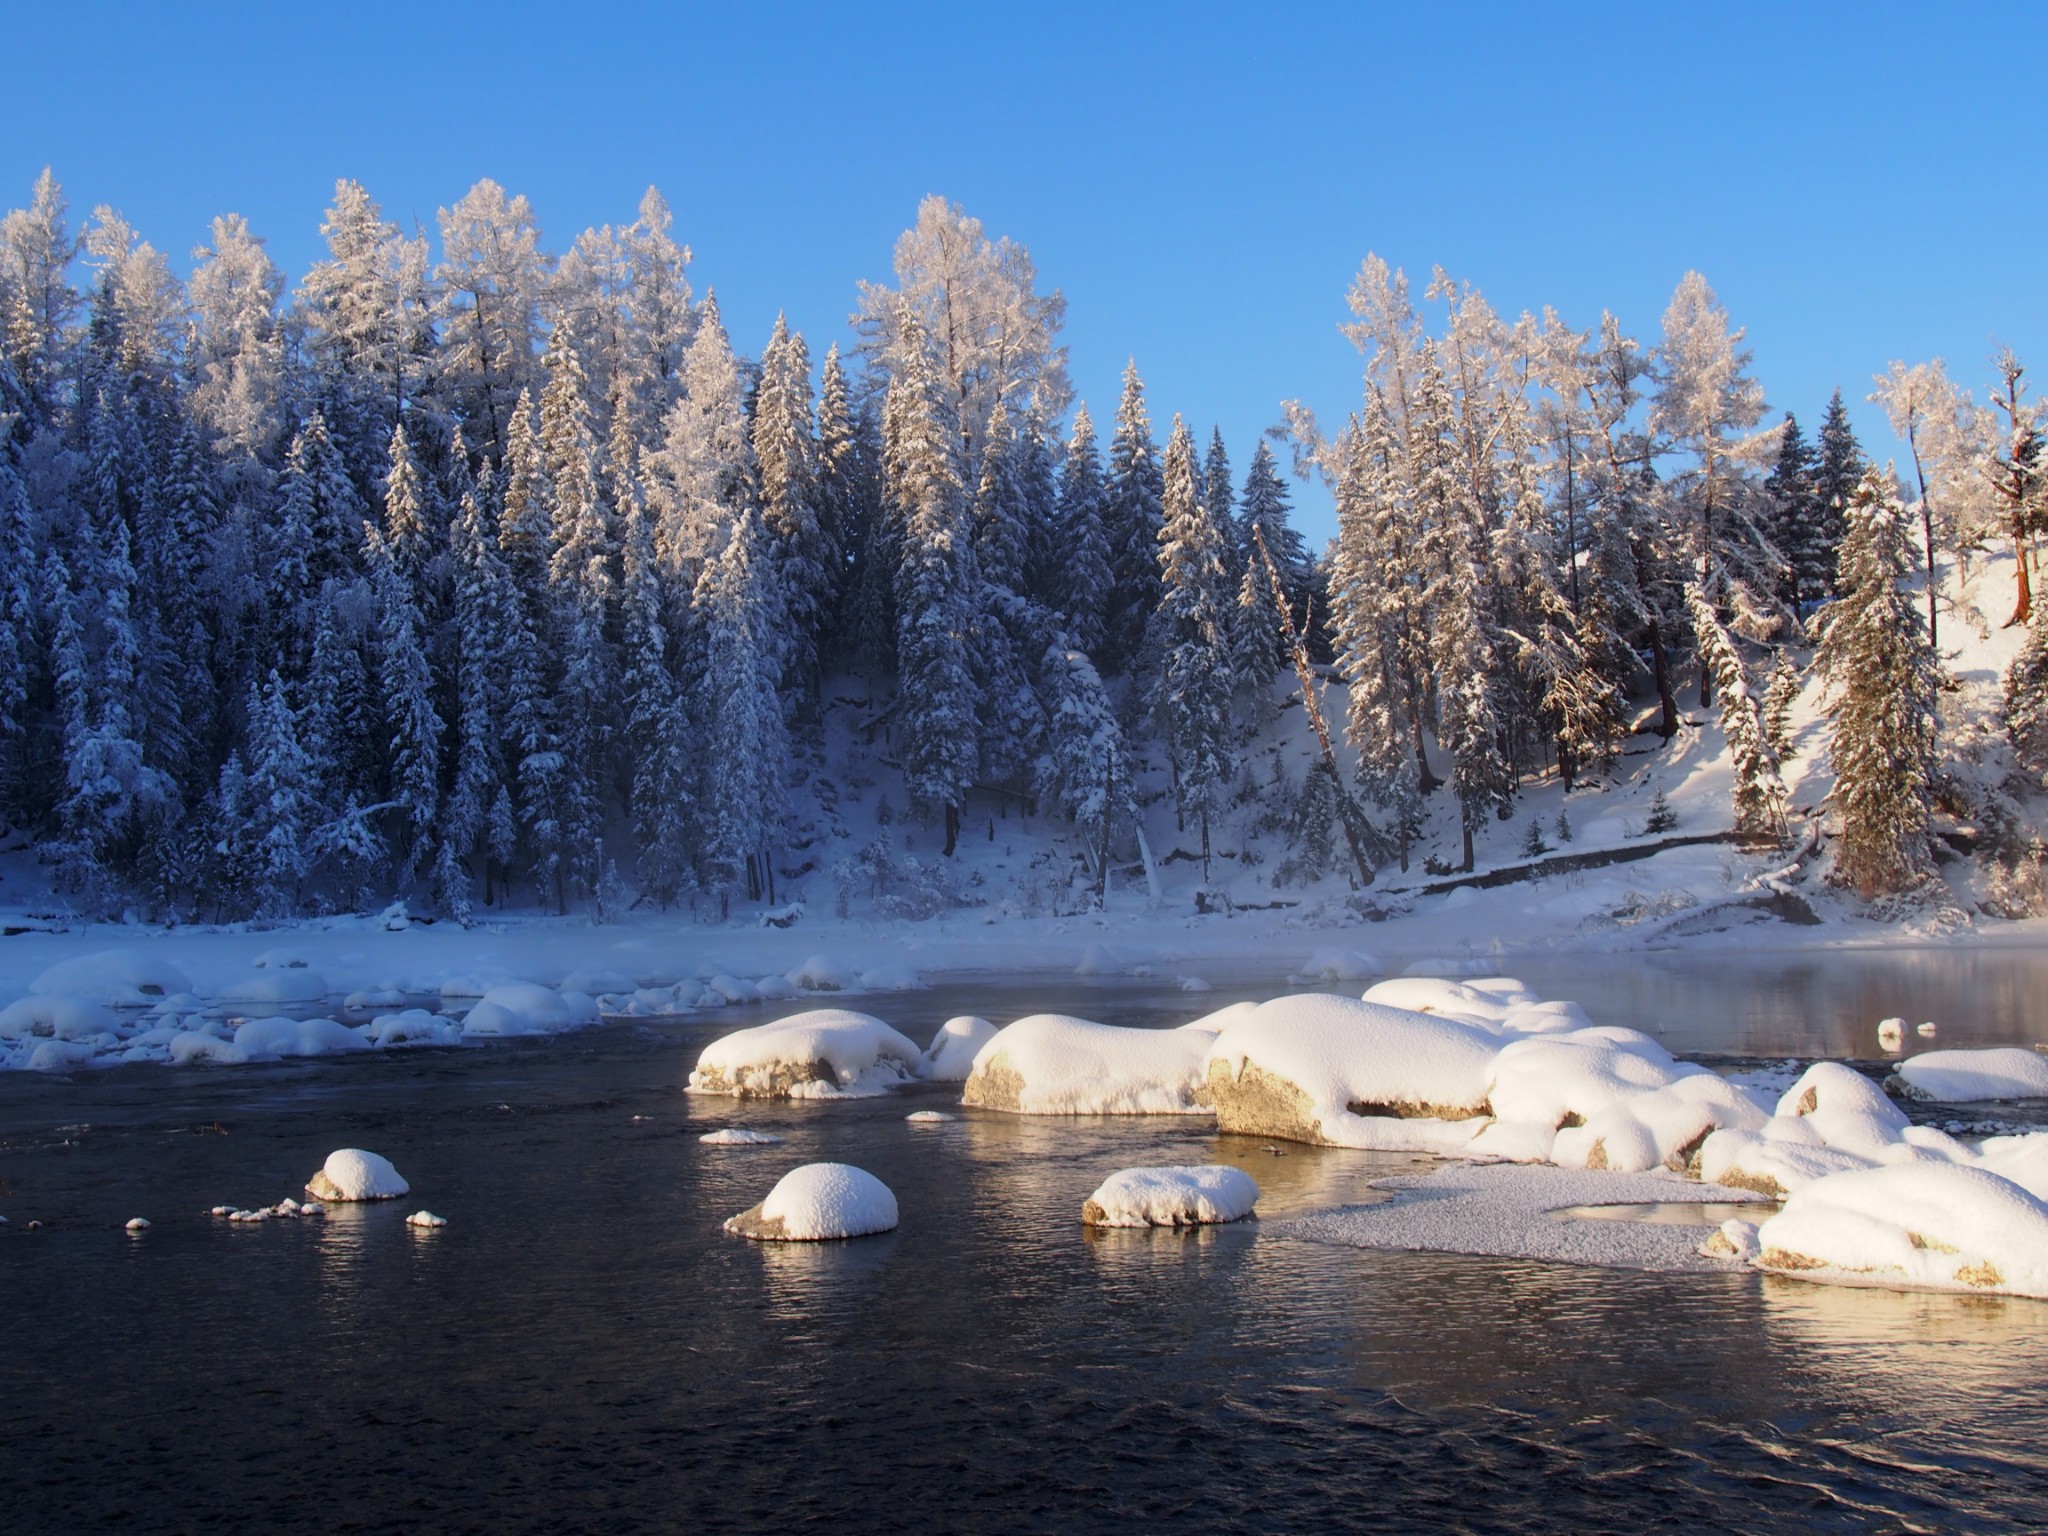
top-left (5, 963), bottom-right (2048, 1534)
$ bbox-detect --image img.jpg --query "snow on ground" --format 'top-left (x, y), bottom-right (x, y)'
top-left (724, 1163), bottom-right (899, 1241)
top-left (1282, 1162), bottom-right (1770, 1273)
top-left (687, 1009), bottom-right (922, 1098)
top-left (1893, 1047), bottom-right (2048, 1102)
top-left (305, 1149), bottom-right (409, 1202)
top-left (1081, 1165), bottom-right (1260, 1227)
top-left (960, 1013), bottom-right (1214, 1114)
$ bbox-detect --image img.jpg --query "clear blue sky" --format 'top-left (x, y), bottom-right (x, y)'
top-left (4, 1), bottom-right (2039, 545)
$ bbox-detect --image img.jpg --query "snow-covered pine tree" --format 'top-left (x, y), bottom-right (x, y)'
top-left (1762, 648), bottom-right (1801, 761)
top-left (650, 291), bottom-right (755, 588)
top-left (364, 522), bottom-right (441, 882)
top-left (970, 401), bottom-right (1030, 597)
top-left (621, 485), bottom-right (693, 906)
top-left (1814, 466), bottom-right (1942, 897)
top-left (1811, 390), bottom-right (1864, 600)
top-left (1052, 404), bottom-right (1112, 658)
top-left (1017, 408), bottom-right (1063, 613)
top-left (1233, 438), bottom-right (1308, 725)
top-left (187, 212), bottom-right (286, 472)
top-left (245, 669), bottom-right (312, 917)
top-left (1763, 411), bottom-right (1821, 609)
top-left (1102, 361), bottom-right (1163, 672)
top-left (434, 178), bottom-right (548, 457)
top-left (1154, 415), bottom-right (1235, 879)
top-left (0, 169), bottom-right (81, 422)
top-left (442, 477), bottom-right (519, 911)
top-left (1986, 350), bottom-right (2044, 628)
top-left (2006, 608), bottom-right (2048, 786)
top-left (694, 502), bottom-right (788, 912)
top-left (496, 390), bottom-right (554, 591)
top-left (381, 421), bottom-right (433, 590)
top-left (883, 306), bottom-right (978, 855)
top-left (1033, 640), bottom-right (1132, 896)
top-left (1686, 583), bottom-right (1787, 841)
top-left (817, 342), bottom-right (890, 679)
top-left (753, 315), bottom-right (828, 700)
top-left (1328, 403), bottom-right (1422, 868)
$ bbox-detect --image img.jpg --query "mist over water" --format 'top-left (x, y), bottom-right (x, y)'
top-left (5, 960), bottom-right (2048, 1532)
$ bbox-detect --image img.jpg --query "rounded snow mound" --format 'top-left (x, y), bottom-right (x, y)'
top-left (1202, 994), bottom-right (1498, 1151)
top-left (961, 1014), bottom-right (1213, 1115)
top-left (1082, 1165), bottom-right (1260, 1228)
top-left (306, 1149), bottom-right (409, 1203)
top-left (1696, 1061), bottom-right (1973, 1197)
top-left (364, 1010), bottom-right (463, 1047)
top-left (0, 994), bottom-right (118, 1041)
top-left (725, 1162), bottom-right (898, 1241)
top-left (460, 982), bottom-right (593, 1037)
top-left (699, 1128), bottom-right (785, 1145)
top-left (221, 969), bottom-right (330, 1005)
top-left (787, 955), bottom-right (857, 992)
top-left (919, 1016), bottom-right (997, 1081)
top-left (689, 1009), bottom-right (922, 1099)
top-left (232, 1016), bottom-right (371, 1060)
top-left (1298, 948), bottom-right (1384, 984)
top-left (29, 949), bottom-right (193, 1006)
top-left (1755, 1162), bottom-right (2048, 1297)
top-left (1893, 1048), bottom-right (2048, 1102)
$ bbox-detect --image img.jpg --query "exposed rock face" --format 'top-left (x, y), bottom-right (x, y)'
top-left (688, 1058), bottom-right (840, 1099)
top-left (1204, 1058), bottom-right (1324, 1143)
top-left (959, 1056), bottom-right (1026, 1112)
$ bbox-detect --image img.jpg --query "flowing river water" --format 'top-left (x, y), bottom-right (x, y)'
top-left (4, 951), bottom-right (2048, 1533)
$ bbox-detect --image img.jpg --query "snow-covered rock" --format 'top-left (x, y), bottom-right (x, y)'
top-left (1754, 1162), bottom-right (2048, 1297)
top-left (1877, 1016), bottom-right (1906, 1051)
top-left (459, 982), bottom-right (592, 1037)
top-left (364, 1010), bottom-right (463, 1047)
top-left (688, 1009), bottom-right (921, 1099)
top-left (24, 1038), bottom-right (98, 1071)
top-left (905, 1110), bottom-right (955, 1123)
top-left (699, 1128), bottom-right (786, 1145)
top-left (724, 1162), bottom-right (898, 1241)
top-left (1201, 994), bottom-right (1496, 1150)
top-left (305, 1149), bottom-right (409, 1202)
top-left (918, 1016), bottom-right (996, 1081)
top-left (1696, 1061), bottom-right (1972, 1195)
top-left (405, 1210), bottom-right (447, 1229)
top-left (1469, 1032), bottom-right (1768, 1172)
top-left (1893, 1048), bottom-right (2048, 1102)
top-left (344, 986), bottom-right (411, 1011)
top-left (29, 949), bottom-right (193, 1006)
top-left (1362, 976), bottom-right (1534, 1029)
top-left (1298, 948), bottom-right (1384, 984)
top-left (787, 954), bottom-right (857, 992)
top-left (0, 994), bottom-right (118, 1041)
top-left (858, 962), bottom-right (923, 991)
top-left (220, 969), bottom-right (330, 1005)
top-left (754, 975), bottom-right (799, 1002)
top-left (961, 1014), bottom-right (1212, 1115)
top-left (706, 974), bottom-right (763, 1005)
top-left (125, 1217), bottom-right (151, 1232)
top-left (1081, 1165), bottom-right (1260, 1227)
top-left (232, 1016), bottom-right (371, 1060)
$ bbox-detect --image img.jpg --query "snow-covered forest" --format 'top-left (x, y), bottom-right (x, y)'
top-left (1, 170), bottom-right (2043, 926)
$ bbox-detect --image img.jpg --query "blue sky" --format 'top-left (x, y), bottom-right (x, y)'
top-left (4, 2), bottom-right (2039, 544)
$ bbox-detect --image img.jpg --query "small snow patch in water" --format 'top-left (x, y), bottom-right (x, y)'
top-left (905, 1110), bottom-right (955, 1123)
top-left (699, 1128), bottom-right (785, 1146)
top-left (406, 1210), bottom-right (448, 1229)
top-left (125, 1217), bottom-right (151, 1232)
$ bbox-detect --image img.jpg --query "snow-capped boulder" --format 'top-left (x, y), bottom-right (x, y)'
top-left (706, 974), bottom-right (763, 1005)
top-left (858, 962), bottom-right (923, 992)
top-left (1893, 1048), bottom-right (2048, 1102)
top-left (232, 1016), bottom-right (372, 1060)
top-left (221, 969), bottom-right (330, 1005)
top-left (1298, 948), bottom-right (1384, 984)
top-left (0, 994), bottom-right (118, 1041)
top-left (251, 947), bottom-right (314, 969)
top-left (919, 1016), bottom-right (997, 1082)
top-left (1081, 1165), bottom-right (1260, 1228)
top-left (787, 955), bottom-right (857, 992)
top-left (306, 1149), bottom-right (409, 1202)
top-left (24, 1039), bottom-right (98, 1072)
top-left (960, 1014), bottom-right (1212, 1115)
top-left (1361, 976), bottom-right (1535, 1030)
top-left (405, 1210), bottom-right (447, 1229)
top-left (1694, 1061), bottom-right (1968, 1195)
top-left (724, 1162), bottom-right (898, 1241)
top-left (29, 949), bottom-right (193, 1006)
top-left (1469, 1032), bottom-right (1769, 1172)
top-left (344, 986), bottom-right (411, 1011)
top-left (688, 1009), bottom-right (922, 1098)
top-left (460, 982), bottom-right (593, 1037)
top-left (699, 1128), bottom-right (785, 1145)
top-left (1774, 1062), bottom-right (1914, 1160)
top-left (1754, 1162), bottom-right (2048, 1297)
top-left (364, 1010), bottom-right (462, 1047)
top-left (1201, 994), bottom-right (1497, 1151)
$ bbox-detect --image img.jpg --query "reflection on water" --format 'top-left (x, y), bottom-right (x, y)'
top-left (4, 962), bottom-right (2048, 1532)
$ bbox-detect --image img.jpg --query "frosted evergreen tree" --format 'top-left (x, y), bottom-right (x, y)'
top-left (443, 479), bottom-right (518, 910)
top-left (1763, 412), bottom-right (1822, 609)
top-left (1872, 359), bottom-right (1971, 654)
top-left (1154, 416), bottom-right (1236, 878)
top-left (1985, 350), bottom-right (2043, 628)
top-left (1052, 404), bottom-right (1112, 657)
top-left (1016, 408), bottom-right (1063, 610)
top-left (380, 421), bottom-right (433, 588)
top-left (650, 291), bottom-right (754, 585)
top-left (0, 168), bottom-right (81, 420)
top-left (883, 306), bottom-right (977, 855)
top-left (1033, 640), bottom-right (1132, 898)
top-left (187, 212), bottom-right (286, 471)
top-left (1815, 467), bottom-right (1941, 897)
top-left (1762, 648), bottom-right (1802, 761)
top-left (1811, 390), bottom-right (1864, 598)
top-left (1102, 361), bottom-right (1164, 671)
top-left (245, 669), bottom-right (312, 917)
top-left (1233, 439), bottom-right (1308, 718)
top-left (818, 343), bottom-right (890, 676)
top-left (694, 503), bottom-right (788, 911)
top-left (621, 489), bottom-right (693, 906)
top-left (1686, 583), bottom-right (1787, 841)
top-left (753, 314), bottom-right (829, 697)
top-left (970, 401), bottom-right (1030, 596)
top-left (295, 179), bottom-right (425, 460)
top-left (496, 390), bottom-right (554, 591)
top-left (0, 447), bottom-right (30, 762)
top-left (364, 523), bottom-right (441, 881)
top-left (2006, 609), bottom-right (2048, 786)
